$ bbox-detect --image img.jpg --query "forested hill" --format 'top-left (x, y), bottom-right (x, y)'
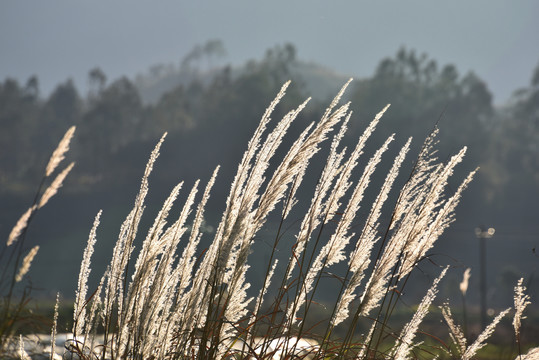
top-left (1, 43), bottom-right (538, 301)
top-left (139, 60), bottom-right (351, 106)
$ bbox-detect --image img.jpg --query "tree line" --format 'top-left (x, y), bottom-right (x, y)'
top-left (1, 45), bottom-right (538, 224)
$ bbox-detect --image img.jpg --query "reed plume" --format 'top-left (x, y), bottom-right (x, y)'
top-left (64, 80), bottom-right (519, 360)
top-left (14, 245), bottom-right (39, 283)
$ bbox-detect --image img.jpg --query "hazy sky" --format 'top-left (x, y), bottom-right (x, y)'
top-left (1, 1), bottom-right (538, 104)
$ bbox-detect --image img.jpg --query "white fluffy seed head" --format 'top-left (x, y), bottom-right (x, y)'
top-left (15, 245), bottom-right (40, 282)
top-left (7, 206), bottom-right (36, 246)
top-left (460, 268), bottom-right (471, 296)
top-left (45, 126), bottom-right (76, 177)
top-left (513, 277), bottom-right (531, 339)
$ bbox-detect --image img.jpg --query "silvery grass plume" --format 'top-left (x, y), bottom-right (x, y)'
top-left (1, 126), bottom-right (76, 357)
top-left (439, 269), bottom-right (530, 360)
top-left (514, 277), bottom-right (532, 358)
top-left (441, 300), bottom-right (511, 360)
top-left (6, 206), bottom-right (35, 248)
top-left (73, 211), bottom-right (102, 336)
top-left (45, 125), bottom-right (76, 177)
top-left (7, 126), bottom-right (76, 247)
top-left (459, 268), bottom-right (471, 296)
top-left (18, 335), bottom-right (30, 360)
top-left (516, 347), bottom-right (539, 360)
top-left (462, 307), bottom-right (511, 359)
top-left (69, 80), bottom-right (479, 360)
top-left (50, 293), bottom-right (60, 360)
top-left (441, 303), bottom-right (467, 356)
top-left (286, 114), bottom-right (393, 327)
top-left (14, 245), bottom-right (39, 283)
top-left (513, 278), bottom-right (531, 339)
top-left (330, 136), bottom-right (411, 328)
top-left (38, 162), bottom-right (75, 209)
top-left (391, 266), bottom-right (448, 360)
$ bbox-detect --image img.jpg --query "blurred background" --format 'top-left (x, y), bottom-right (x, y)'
top-left (1, 0), bottom-right (538, 335)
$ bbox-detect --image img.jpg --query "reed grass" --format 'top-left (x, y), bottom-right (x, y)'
top-left (1, 126), bottom-right (76, 357)
top-left (37, 81), bottom-right (536, 359)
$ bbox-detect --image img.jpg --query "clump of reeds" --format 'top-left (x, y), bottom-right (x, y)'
top-left (1, 126), bottom-right (76, 356)
top-left (64, 81), bottom-right (534, 359)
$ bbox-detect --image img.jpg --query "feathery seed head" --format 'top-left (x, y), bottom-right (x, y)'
top-left (513, 277), bottom-right (531, 339)
top-left (15, 245), bottom-right (40, 282)
top-left (39, 162), bottom-right (75, 208)
top-left (7, 205), bottom-right (36, 246)
top-left (460, 268), bottom-right (471, 296)
top-left (45, 125), bottom-right (76, 177)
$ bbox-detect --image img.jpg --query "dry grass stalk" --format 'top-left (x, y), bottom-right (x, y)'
top-left (1, 126), bottom-right (77, 357)
top-left (45, 125), bottom-right (76, 177)
top-left (50, 293), bottom-right (60, 360)
top-left (38, 162), bottom-right (75, 209)
top-left (460, 268), bottom-right (471, 296)
top-left (514, 277), bottom-right (532, 359)
top-left (462, 307), bottom-right (511, 360)
top-left (441, 303), bottom-right (467, 356)
top-left (391, 266), bottom-right (448, 360)
top-left (65, 80), bottom-right (517, 360)
top-left (513, 277), bottom-right (531, 339)
top-left (516, 347), bottom-right (539, 360)
top-left (14, 245), bottom-right (39, 283)
top-left (6, 206), bottom-right (36, 247)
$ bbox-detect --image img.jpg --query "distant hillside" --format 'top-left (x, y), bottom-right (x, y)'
top-left (288, 61), bottom-right (352, 101)
top-left (133, 60), bottom-right (351, 105)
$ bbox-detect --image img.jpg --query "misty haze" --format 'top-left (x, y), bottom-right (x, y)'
top-left (1, 2), bottom-right (538, 359)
